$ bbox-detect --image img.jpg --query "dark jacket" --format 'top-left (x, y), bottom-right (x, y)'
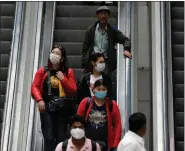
top-left (81, 21), bottom-right (131, 72)
top-left (78, 72), bottom-right (112, 101)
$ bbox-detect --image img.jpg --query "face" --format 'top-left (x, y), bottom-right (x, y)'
top-left (92, 56), bottom-right (105, 67)
top-left (49, 48), bottom-right (63, 65)
top-left (70, 121), bottom-right (85, 140)
top-left (97, 11), bottom-right (110, 24)
top-left (93, 85), bottom-right (108, 100)
top-left (51, 48), bottom-right (62, 57)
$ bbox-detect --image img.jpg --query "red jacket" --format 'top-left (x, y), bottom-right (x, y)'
top-left (77, 97), bottom-right (122, 149)
top-left (31, 67), bottom-right (77, 102)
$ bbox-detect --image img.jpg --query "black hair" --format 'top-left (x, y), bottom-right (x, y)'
top-left (94, 79), bottom-right (108, 89)
top-left (129, 112), bottom-right (146, 133)
top-left (88, 52), bottom-right (105, 73)
top-left (69, 114), bottom-right (87, 128)
top-left (49, 44), bottom-right (69, 76)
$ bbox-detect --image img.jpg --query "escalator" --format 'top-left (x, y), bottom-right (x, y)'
top-left (0, 2), bottom-right (16, 138)
top-left (170, 2), bottom-right (184, 151)
top-left (53, 2), bottom-right (118, 100)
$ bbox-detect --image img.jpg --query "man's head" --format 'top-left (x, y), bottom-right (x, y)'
top-left (69, 114), bottom-right (86, 140)
top-left (96, 6), bottom-right (110, 25)
top-left (129, 112), bottom-right (147, 137)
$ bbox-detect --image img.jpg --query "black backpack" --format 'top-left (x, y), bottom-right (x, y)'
top-left (62, 139), bottom-right (97, 151)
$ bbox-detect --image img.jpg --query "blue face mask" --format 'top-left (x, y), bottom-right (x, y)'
top-left (95, 91), bottom-right (107, 99)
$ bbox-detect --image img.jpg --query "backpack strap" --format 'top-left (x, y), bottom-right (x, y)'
top-left (62, 140), bottom-right (68, 151)
top-left (91, 140), bottom-right (97, 151)
top-left (84, 97), bottom-right (91, 118)
top-left (84, 72), bottom-right (91, 87)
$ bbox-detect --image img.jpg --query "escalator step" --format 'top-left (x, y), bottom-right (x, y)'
top-left (172, 57), bottom-right (184, 70)
top-left (171, 19), bottom-right (184, 31)
top-left (55, 42), bottom-right (82, 56)
top-left (173, 71), bottom-right (184, 84)
top-left (0, 4), bottom-right (15, 16)
top-left (175, 98), bottom-right (184, 112)
top-left (54, 30), bottom-right (86, 42)
top-left (56, 5), bottom-right (117, 18)
top-left (0, 68), bottom-right (8, 81)
top-left (0, 54), bottom-right (10, 67)
top-left (0, 29), bottom-right (13, 41)
top-left (67, 56), bottom-right (81, 69)
top-left (55, 17), bottom-right (117, 30)
top-left (0, 41), bottom-right (12, 54)
top-left (0, 16), bottom-right (14, 29)
top-left (172, 45), bottom-right (184, 57)
top-left (171, 32), bottom-right (184, 44)
top-left (0, 95), bottom-right (6, 109)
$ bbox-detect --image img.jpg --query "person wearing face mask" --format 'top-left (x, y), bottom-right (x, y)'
top-left (77, 79), bottom-right (122, 151)
top-left (55, 114), bottom-right (101, 151)
top-left (78, 53), bottom-right (112, 102)
top-left (81, 6), bottom-right (132, 75)
top-left (31, 45), bottom-right (77, 151)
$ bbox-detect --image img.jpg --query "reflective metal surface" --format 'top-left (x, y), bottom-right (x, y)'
top-left (151, 2), bottom-right (168, 151)
top-left (117, 1), bottom-right (132, 134)
top-left (1, 2), bottom-right (24, 151)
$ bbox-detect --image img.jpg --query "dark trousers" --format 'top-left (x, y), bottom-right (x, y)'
top-left (40, 111), bottom-right (69, 151)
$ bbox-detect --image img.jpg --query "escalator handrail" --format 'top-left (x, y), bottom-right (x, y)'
top-left (117, 1), bottom-right (132, 135)
top-left (165, 2), bottom-right (175, 151)
top-left (26, 2), bottom-right (44, 151)
top-left (151, 2), bottom-right (169, 151)
top-left (1, 2), bottom-right (24, 151)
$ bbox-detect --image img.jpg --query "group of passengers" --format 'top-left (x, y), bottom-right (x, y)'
top-left (31, 5), bottom-right (146, 151)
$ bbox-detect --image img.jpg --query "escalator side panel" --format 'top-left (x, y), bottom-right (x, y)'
top-left (170, 2), bottom-right (184, 151)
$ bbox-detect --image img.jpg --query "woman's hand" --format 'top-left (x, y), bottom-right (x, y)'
top-left (38, 100), bottom-right (45, 112)
top-left (56, 71), bottom-right (64, 80)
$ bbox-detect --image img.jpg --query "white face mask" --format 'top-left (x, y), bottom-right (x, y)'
top-left (49, 53), bottom-right (61, 64)
top-left (95, 63), bottom-right (105, 72)
top-left (70, 128), bottom-right (85, 139)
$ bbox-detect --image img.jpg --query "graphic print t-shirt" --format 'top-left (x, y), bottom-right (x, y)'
top-left (89, 74), bottom-right (103, 96)
top-left (86, 102), bottom-right (108, 144)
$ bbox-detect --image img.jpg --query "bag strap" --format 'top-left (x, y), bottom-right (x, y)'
top-left (84, 97), bottom-right (91, 118)
top-left (62, 139), bottom-right (68, 151)
top-left (45, 67), bottom-right (52, 96)
top-left (91, 140), bottom-right (97, 151)
top-left (84, 72), bottom-right (91, 86)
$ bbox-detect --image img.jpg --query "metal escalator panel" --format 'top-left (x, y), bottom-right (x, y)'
top-left (170, 2), bottom-right (184, 151)
top-left (53, 2), bottom-right (118, 99)
top-left (0, 2), bottom-right (16, 139)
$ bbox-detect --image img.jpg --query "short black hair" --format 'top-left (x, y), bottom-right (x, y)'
top-left (129, 112), bottom-right (146, 133)
top-left (69, 114), bottom-right (87, 128)
top-left (94, 79), bottom-right (108, 89)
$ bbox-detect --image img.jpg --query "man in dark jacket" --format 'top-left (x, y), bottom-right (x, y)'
top-left (81, 5), bottom-right (132, 74)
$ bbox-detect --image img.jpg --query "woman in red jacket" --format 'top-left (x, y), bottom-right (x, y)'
top-left (31, 45), bottom-right (77, 151)
top-left (77, 79), bottom-right (122, 151)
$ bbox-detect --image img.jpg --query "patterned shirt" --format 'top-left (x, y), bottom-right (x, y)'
top-left (86, 102), bottom-right (108, 144)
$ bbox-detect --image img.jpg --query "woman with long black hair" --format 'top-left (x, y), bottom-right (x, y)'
top-left (78, 52), bottom-right (112, 101)
top-left (31, 45), bottom-right (77, 151)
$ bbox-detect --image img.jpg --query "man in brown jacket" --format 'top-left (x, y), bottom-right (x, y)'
top-left (81, 6), bottom-right (132, 75)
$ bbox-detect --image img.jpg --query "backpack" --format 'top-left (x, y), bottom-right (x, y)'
top-left (62, 139), bottom-right (97, 151)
